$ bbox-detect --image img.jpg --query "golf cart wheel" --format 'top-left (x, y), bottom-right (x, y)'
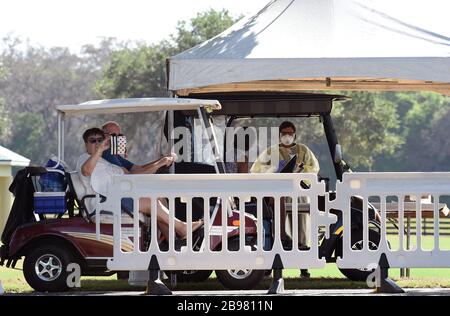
top-left (176, 270), bottom-right (213, 282)
top-left (23, 243), bottom-right (77, 292)
top-left (215, 240), bottom-right (265, 290)
top-left (337, 229), bottom-right (381, 282)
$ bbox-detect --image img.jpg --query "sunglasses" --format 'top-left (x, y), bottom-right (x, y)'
top-left (87, 137), bottom-right (104, 144)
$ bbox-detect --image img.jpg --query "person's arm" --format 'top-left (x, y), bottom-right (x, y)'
top-left (250, 148), bottom-right (273, 173)
top-left (81, 139), bottom-right (109, 177)
top-left (129, 155), bottom-right (174, 174)
top-left (129, 161), bottom-right (155, 174)
top-left (301, 146), bottom-right (320, 174)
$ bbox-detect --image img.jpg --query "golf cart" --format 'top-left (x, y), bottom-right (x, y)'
top-left (174, 91), bottom-right (382, 282)
top-left (0, 93), bottom-right (381, 293)
top-left (0, 97), bottom-right (263, 292)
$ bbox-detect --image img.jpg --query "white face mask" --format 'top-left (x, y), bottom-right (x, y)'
top-left (280, 134), bottom-right (295, 146)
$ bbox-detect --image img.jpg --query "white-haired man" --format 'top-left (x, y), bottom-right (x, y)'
top-left (101, 121), bottom-right (174, 174)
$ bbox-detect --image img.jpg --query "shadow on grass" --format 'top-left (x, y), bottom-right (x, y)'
top-left (10, 276), bottom-right (450, 295)
top-left (74, 277), bottom-right (369, 292)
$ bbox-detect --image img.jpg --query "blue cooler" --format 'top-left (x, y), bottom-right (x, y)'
top-left (34, 192), bottom-right (66, 214)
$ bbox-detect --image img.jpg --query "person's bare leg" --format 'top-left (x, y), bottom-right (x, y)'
top-left (155, 200), bottom-right (204, 238)
top-left (157, 221), bottom-right (170, 240)
top-left (139, 198), bottom-right (202, 237)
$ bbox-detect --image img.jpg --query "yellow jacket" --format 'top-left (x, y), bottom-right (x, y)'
top-left (250, 143), bottom-right (320, 174)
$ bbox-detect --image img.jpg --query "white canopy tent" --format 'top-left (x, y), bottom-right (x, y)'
top-left (168, 0), bottom-right (450, 96)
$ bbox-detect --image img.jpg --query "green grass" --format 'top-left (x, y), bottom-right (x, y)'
top-left (387, 233), bottom-right (450, 252)
top-left (2, 263), bottom-right (450, 293)
top-left (2, 235), bottom-right (450, 293)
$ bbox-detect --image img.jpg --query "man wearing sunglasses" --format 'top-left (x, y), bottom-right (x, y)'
top-left (76, 128), bottom-right (121, 213)
top-left (101, 121), bottom-right (174, 174)
top-left (76, 127), bottom-right (203, 239)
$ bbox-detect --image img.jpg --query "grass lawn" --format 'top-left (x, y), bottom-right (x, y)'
top-left (2, 235), bottom-right (450, 293)
top-left (3, 264), bottom-right (450, 293)
top-left (2, 263), bottom-right (450, 293)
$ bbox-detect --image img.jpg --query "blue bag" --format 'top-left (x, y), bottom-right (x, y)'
top-left (38, 158), bottom-right (67, 192)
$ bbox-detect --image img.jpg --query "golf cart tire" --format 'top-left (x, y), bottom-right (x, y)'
top-left (23, 243), bottom-right (77, 292)
top-left (215, 240), bottom-right (265, 290)
top-left (337, 229), bottom-right (381, 281)
top-left (176, 270), bottom-right (213, 282)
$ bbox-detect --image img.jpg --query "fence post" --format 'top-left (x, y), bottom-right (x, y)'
top-left (144, 255), bottom-right (172, 295)
top-left (376, 253), bottom-right (404, 294)
top-left (406, 216), bottom-right (411, 277)
top-left (268, 254), bottom-right (284, 294)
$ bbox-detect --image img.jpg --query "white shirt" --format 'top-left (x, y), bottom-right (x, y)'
top-left (76, 153), bottom-right (124, 212)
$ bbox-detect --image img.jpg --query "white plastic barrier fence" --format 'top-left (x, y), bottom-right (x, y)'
top-left (104, 173), bottom-right (336, 272)
top-left (334, 172), bottom-right (450, 270)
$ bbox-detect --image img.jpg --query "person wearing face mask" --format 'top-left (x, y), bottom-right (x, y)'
top-left (250, 121), bottom-right (319, 278)
top-left (250, 121), bottom-right (319, 174)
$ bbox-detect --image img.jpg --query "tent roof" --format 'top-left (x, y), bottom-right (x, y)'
top-left (0, 146), bottom-right (30, 167)
top-left (168, 0), bottom-right (450, 95)
top-left (56, 98), bottom-right (221, 116)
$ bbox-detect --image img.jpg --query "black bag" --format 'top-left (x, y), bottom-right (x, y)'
top-left (1, 167), bottom-right (46, 246)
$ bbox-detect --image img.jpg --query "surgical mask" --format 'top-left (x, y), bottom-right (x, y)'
top-left (280, 134), bottom-right (295, 146)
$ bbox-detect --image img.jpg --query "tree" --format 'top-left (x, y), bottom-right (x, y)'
top-left (401, 92), bottom-right (450, 171)
top-left (93, 9), bottom-right (240, 161)
top-left (7, 112), bottom-right (45, 160)
top-left (94, 43), bottom-right (172, 98)
top-left (171, 9), bottom-right (239, 52)
top-left (0, 99), bottom-right (9, 144)
top-left (0, 36), bottom-right (116, 166)
top-left (371, 92), bottom-right (450, 172)
top-left (0, 65), bottom-right (10, 142)
top-left (95, 9), bottom-right (239, 99)
top-left (2, 12), bottom-right (447, 174)
top-left (332, 92), bottom-right (403, 171)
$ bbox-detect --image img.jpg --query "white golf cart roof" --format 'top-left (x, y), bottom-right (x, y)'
top-left (56, 97), bottom-right (221, 116)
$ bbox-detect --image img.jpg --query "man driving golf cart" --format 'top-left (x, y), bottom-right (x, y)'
top-left (76, 127), bottom-right (203, 240)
